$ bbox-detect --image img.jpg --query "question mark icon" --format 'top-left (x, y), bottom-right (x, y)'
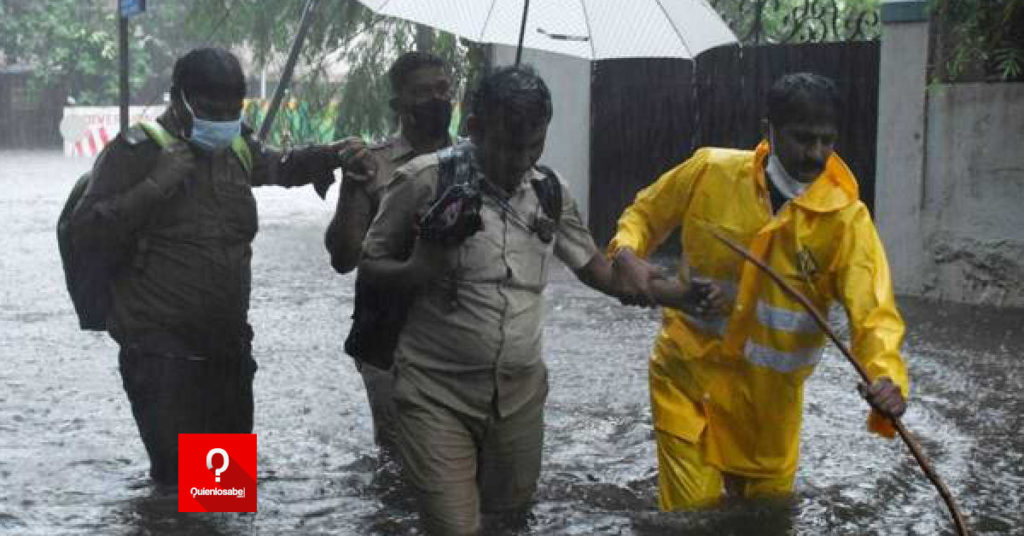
top-left (206, 448), bottom-right (229, 483)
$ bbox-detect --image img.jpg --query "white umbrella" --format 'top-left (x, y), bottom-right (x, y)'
top-left (355, 0), bottom-right (737, 61)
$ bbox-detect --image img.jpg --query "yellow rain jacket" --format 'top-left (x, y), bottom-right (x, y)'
top-left (610, 141), bottom-right (909, 478)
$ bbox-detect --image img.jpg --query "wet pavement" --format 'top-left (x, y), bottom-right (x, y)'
top-left (1, 150), bottom-right (1021, 535)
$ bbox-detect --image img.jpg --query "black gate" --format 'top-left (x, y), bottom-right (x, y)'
top-left (588, 0), bottom-right (881, 247)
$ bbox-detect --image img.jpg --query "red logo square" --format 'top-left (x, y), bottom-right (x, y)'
top-left (178, 433), bottom-right (257, 512)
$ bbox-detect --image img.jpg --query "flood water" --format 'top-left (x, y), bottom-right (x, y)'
top-left (1, 151), bottom-right (1021, 535)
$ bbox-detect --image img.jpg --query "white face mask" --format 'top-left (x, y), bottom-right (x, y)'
top-left (765, 126), bottom-right (809, 200)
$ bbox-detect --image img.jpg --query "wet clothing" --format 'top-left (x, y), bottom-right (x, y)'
top-left (655, 430), bottom-right (794, 510)
top-left (119, 341), bottom-right (257, 484)
top-left (71, 111), bottom-right (338, 347)
top-left (393, 369), bottom-right (546, 535)
top-left (69, 110), bottom-right (340, 483)
top-left (325, 134), bottom-right (437, 452)
top-left (363, 149), bottom-right (598, 533)
top-left (363, 135), bottom-right (422, 207)
top-left (326, 135), bottom-right (422, 248)
top-left (610, 140), bottom-right (909, 507)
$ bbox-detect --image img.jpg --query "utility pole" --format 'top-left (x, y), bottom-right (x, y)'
top-left (118, 10), bottom-right (129, 133)
top-left (117, 0), bottom-right (145, 132)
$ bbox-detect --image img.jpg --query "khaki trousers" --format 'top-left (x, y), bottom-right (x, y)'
top-left (394, 377), bottom-right (546, 535)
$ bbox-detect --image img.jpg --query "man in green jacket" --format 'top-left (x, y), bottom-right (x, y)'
top-left (68, 48), bottom-right (346, 486)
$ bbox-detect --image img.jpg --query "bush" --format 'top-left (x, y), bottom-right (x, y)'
top-left (932, 0), bottom-right (1024, 82)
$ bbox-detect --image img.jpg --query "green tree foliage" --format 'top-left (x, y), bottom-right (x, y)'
top-left (0, 0), bottom-right (152, 105)
top-left (1, 0), bottom-right (484, 141)
top-left (931, 0), bottom-right (1024, 82)
top-left (199, 0), bottom-right (485, 141)
top-left (709, 0), bottom-right (881, 44)
top-left (151, 0), bottom-right (485, 141)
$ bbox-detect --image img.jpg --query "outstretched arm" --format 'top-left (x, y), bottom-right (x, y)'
top-left (608, 149), bottom-right (709, 305)
top-left (324, 137), bottom-right (380, 274)
top-left (647, 273), bottom-right (730, 316)
top-left (834, 205), bottom-right (910, 438)
top-left (573, 247), bottom-right (729, 316)
top-left (610, 247), bottom-right (661, 306)
top-left (573, 252), bottom-right (618, 296)
top-left (326, 181), bottom-right (374, 274)
top-left (248, 136), bottom-right (347, 193)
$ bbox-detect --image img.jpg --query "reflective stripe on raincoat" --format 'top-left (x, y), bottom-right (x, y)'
top-left (609, 141), bottom-right (909, 478)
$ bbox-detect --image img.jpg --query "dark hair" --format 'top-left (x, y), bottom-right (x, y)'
top-left (765, 72), bottom-right (840, 128)
top-left (171, 47), bottom-right (246, 100)
top-left (388, 51), bottom-right (446, 94)
top-left (470, 65), bottom-right (553, 129)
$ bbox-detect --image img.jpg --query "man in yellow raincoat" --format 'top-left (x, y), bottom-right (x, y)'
top-left (609, 73), bottom-right (910, 509)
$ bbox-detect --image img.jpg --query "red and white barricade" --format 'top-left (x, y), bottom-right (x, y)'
top-left (61, 106), bottom-right (163, 158)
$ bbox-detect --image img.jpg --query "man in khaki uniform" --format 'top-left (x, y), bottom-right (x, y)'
top-left (360, 66), bottom-right (625, 535)
top-left (324, 52), bottom-right (453, 457)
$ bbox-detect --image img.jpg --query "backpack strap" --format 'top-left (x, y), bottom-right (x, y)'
top-left (230, 135), bottom-right (254, 176)
top-left (531, 165), bottom-right (563, 224)
top-left (138, 119), bottom-right (253, 176)
top-left (138, 120), bottom-right (179, 149)
top-left (435, 142), bottom-right (475, 199)
top-left (436, 146), bottom-right (457, 196)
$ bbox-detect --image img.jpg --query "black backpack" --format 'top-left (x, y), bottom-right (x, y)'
top-left (343, 144), bottom-right (562, 370)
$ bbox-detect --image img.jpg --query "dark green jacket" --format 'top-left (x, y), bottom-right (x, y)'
top-left (68, 110), bottom-right (338, 355)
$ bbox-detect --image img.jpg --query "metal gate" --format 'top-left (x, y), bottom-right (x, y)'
top-left (588, 0), bottom-right (881, 246)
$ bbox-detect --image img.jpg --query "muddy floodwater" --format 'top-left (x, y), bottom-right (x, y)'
top-left (1, 151), bottom-right (1021, 535)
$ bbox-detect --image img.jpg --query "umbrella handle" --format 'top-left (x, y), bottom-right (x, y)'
top-left (516, 0), bottom-right (531, 65)
top-left (710, 229), bottom-right (970, 536)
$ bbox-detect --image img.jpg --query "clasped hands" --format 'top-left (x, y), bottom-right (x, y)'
top-left (611, 248), bottom-right (729, 317)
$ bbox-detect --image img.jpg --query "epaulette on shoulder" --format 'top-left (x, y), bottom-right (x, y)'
top-left (121, 125), bottom-right (154, 146)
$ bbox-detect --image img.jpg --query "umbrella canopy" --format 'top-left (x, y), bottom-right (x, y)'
top-left (356, 0), bottom-right (737, 60)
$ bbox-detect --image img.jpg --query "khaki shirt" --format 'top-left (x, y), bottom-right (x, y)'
top-left (363, 152), bottom-right (599, 418)
top-left (363, 135), bottom-right (419, 208)
top-left (325, 134), bottom-right (446, 269)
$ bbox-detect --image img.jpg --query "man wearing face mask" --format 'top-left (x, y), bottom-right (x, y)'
top-left (67, 48), bottom-right (347, 486)
top-left (357, 65), bottom-right (649, 535)
top-left (610, 73), bottom-right (910, 509)
top-left (323, 51), bottom-right (453, 460)
top-left (325, 51), bottom-right (454, 272)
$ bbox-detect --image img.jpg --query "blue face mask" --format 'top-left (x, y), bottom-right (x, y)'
top-left (181, 94), bottom-right (241, 151)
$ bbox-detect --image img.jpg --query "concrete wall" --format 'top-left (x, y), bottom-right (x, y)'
top-left (490, 45), bottom-right (592, 222)
top-left (876, 1), bottom-right (1024, 307)
top-left (875, 2), bottom-right (931, 298)
top-left (920, 83), bottom-right (1024, 306)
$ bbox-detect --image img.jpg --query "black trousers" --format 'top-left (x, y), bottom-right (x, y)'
top-left (119, 344), bottom-right (257, 485)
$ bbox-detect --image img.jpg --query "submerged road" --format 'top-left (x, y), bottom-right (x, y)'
top-left (1, 151), bottom-right (1021, 535)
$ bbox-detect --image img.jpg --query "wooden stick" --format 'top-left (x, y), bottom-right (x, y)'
top-left (710, 229), bottom-right (970, 536)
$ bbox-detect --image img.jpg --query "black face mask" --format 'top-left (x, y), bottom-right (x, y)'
top-left (406, 99), bottom-right (453, 139)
